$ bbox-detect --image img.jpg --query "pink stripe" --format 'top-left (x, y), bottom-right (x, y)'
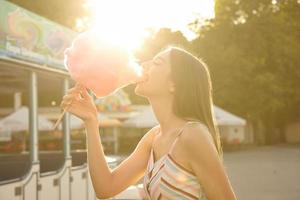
top-left (167, 154), bottom-right (195, 175)
top-left (163, 168), bottom-right (199, 195)
top-left (150, 180), bottom-right (161, 199)
top-left (161, 178), bottom-right (199, 200)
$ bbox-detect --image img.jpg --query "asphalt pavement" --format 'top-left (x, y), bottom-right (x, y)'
top-left (223, 144), bottom-right (300, 200)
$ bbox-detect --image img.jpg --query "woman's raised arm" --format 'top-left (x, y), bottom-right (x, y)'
top-left (84, 120), bottom-right (157, 198)
top-left (61, 85), bottom-right (157, 199)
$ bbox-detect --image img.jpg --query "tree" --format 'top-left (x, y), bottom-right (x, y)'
top-left (191, 0), bottom-right (300, 144)
top-left (135, 28), bottom-right (191, 61)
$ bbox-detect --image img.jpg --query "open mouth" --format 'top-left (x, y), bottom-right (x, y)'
top-left (136, 74), bottom-right (149, 84)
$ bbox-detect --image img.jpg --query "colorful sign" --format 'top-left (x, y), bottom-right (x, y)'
top-left (0, 1), bottom-right (77, 69)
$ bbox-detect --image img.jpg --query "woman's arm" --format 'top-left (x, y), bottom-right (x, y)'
top-left (61, 85), bottom-right (157, 199)
top-left (85, 119), bottom-right (157, 198)
top-left (84, 119), bottom-right (111, 198)
top-left (181, 123), bottom-right (237, 200)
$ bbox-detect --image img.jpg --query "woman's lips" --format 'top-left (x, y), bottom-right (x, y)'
top-left (136, 73), bottom-right (149, 84)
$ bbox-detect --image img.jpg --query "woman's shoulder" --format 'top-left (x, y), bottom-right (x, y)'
top-left (139, 125), bottom-right (160, 148)
top-left (179, 122), bottom-right (215, 150)
top-left (182, 121), bottom-right (210, 135)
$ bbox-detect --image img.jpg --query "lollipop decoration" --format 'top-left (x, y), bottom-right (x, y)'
top-left (7, 9), bottom-right (42, 50)
top-left (53, 31), bottom-right (143, 129)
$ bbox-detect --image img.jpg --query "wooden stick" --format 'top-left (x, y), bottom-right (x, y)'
top-left (53, 83), bottom-right (82, 130)
top-left (53, 109), bottom-right (67, 130)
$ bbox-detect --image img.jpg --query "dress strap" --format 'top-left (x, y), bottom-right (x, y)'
top-left (151, 121), bottom-right (199, 157)
top-left (168, 121), bottom-right (195, 154)
top-left (151, 126), bottom-right (161, 150)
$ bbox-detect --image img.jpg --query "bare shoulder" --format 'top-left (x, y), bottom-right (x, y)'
top-left (179, 122), bottom-right (216, 153)
top-left (138, 125), bottom-right (160, 149)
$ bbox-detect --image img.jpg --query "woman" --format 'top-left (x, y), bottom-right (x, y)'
top-left (61, 47), bottom-right (237, 200)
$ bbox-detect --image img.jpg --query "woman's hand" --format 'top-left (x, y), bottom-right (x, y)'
top-left (60, 84), bottom-right (98, 124)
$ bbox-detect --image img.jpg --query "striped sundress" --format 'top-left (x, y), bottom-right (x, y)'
top-left (143, 122), bottom-right (207, 200)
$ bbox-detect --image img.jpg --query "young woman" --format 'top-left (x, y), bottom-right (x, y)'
top-left (61, 47), bottom-right (237, 200)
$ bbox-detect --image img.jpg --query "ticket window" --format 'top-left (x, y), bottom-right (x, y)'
top-left (0, 66), bottom-right (30, 182)
top-left (37, 71), bottom-right (65, 174)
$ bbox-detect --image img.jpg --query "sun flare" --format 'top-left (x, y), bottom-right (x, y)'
top-left (79, 0), bottom-right (215, 51)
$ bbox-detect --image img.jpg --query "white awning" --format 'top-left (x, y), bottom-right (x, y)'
top-left (0, 106), bottom-right (54, 132)
top-left (214, 106), bottom-right (246, 126)
top-left (122, 105), bottom-right (246, 128)
top-left (122, 105), bottom-right (158, 128)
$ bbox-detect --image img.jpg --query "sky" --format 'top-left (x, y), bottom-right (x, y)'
top-left (78, 0), bottom-right (215, 50)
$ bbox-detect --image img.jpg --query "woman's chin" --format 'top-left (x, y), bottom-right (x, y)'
top-left (134, 84), bottom-right (147, 97)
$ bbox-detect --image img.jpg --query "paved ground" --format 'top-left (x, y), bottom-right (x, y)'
top-left (223, 144), bottom-right (300, 200)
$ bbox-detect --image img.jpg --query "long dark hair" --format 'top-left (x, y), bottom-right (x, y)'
top-left (166, 46), bottom-right (222, 157)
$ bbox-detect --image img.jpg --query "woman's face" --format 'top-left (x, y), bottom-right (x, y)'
top-left (135, 50), bottom-right (175, 98)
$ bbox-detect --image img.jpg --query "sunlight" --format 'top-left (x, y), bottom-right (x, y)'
top-left (81, 0), bottom-right (215, 51)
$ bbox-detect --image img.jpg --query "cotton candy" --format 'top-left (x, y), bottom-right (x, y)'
top-left (64, 31), bottom-right (142, 97)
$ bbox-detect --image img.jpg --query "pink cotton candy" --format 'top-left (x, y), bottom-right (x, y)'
top-left (64, 31), bottom-right (141, 97)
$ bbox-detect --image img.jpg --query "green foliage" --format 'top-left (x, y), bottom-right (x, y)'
top-left (135, 28), bottom-right (191, 61)
top-left (132, 0), bottom-right (300, 144)
top-left (192, 0), bottom-right (300, 143)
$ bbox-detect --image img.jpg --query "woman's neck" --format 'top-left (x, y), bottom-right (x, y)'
top-left (149, 97), bottom-right (189, 136)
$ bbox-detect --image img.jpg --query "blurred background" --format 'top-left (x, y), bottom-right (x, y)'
top-left (0, 0), bottom-right (299, 199)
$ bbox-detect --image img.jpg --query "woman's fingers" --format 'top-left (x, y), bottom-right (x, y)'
top-left (60, 99), bottom-right (72, 110)
top-left (61, 96), bottom-right (75, 108)
top-left (81, 87), bottom-right (90, 99)
top-left (63, 92), bottom-right (79, 101)
top-left (67, 87), bottom-right (81, 95)
top-left (61, 93), bottom-right (78, 107)
top-left (67, 83), bottom-right (85, 94)
top-left (60, 84), bottom-right (89, 112)
top-left (66, 84), bottom-right (88, 99)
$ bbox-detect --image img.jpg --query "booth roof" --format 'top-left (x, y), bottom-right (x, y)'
top-left (122, 105), bottom-right (246, 128)
top-left (0, 106), bottom-right (54, 132)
